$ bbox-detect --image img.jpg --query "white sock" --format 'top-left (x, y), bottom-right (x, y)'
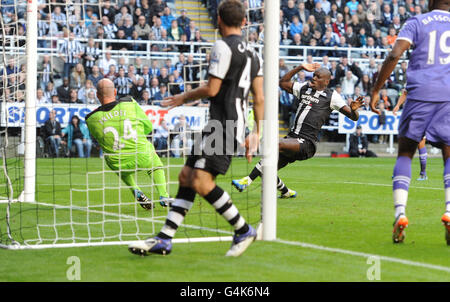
top-left (245, 176), bottom-right (252, 185)
top-left (446, 188), bottom-right (450, 212)
top-left (393, 189), bottom-right (408, 218)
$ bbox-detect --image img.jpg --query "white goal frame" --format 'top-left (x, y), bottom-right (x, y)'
top-left (0, 0), bottom-right (279, 250)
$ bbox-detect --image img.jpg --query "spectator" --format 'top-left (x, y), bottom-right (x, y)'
top-left (86, 15), bottom-right (102, 38)
top-left (177, 9), bottom-right (191, 30)
top-left (36, 88), bottom-right (48, 104)
top-left (361, 74), bottom-right (372, 95)
top-left (135, 15), bottom-right (152, 39)
top-left (137, 89), bottom-right (150, 105)
top-left (119, 16), bottom-right (135, 38)
top-left (70, 63), bottom-right (86, 90)
top-left (168, 74), bottom-right (181, 96)
top-left (288, 33), bottom-right (302, 57)
top-left (340, 70), bottom-right (359, 98)
top-left (386, 26), bottom-right (398, 46)
top-left (57, 78), bottom-right (71, 103)
top-left (300, 24), bottom-right (313, 45)
top-left (381, 3), bottom-right (393, 32)
top-left (154, 119), bottom-right (170, 156)
top-left (68, 88), bottom-right (83, 104)
top-left (349, 125), bottom-right (377, 157)
top-left (62, 115), bottom-right (92, 158)
top-left (153, 83), bottom-right (169, 105)
top-left (298, 1), bottom-right (310, 24)
top-left (44, 82), bottom-right (58, 103)
top-left (379, 88), bottom-right (393, 110)
top-left (151, 16), bottom-right (164, 40)
top-left (332, 13), bottom-right (347, 37)
top-left (86, 90), bottom-right (99, 105)
top-left (185, 20), bottom-right (199, 41)
top-left (58, 32), bottom-right (84, 79)
top-left (114, 68), bottom-right (132, 98)
top-left (346, 0), bottom-right (359, 15)
top-left (100, 0), bottom-right (116, 23)
top-left (148, 77), bottom-right (160, 100)
top-left (115, 6), bottom-right (132, 26)
top-left (87, 65), bottom-right (103, 87)
top-left (102, 16), bottom-right (118, 39)
top-left (150, 0), bottom-right (166, 19)
top-left (131, 76), bottom-right (147, 101)
top-left (51, 95), bottom-right (61, 104)
top-left (78, 79), bottom-right (96, 103)
top-left (83, 37), bottom-right (101, 75)
top-left (362, 13), bottom-right (379, 37)
top-left (161, 7), bottom-right (175, 30)
top-left (42, 110), bottom-right (63, 157)
top-left (283, 0), bottom-right (299, 23)
top-left (98, 52), bottom-right (117, 75)
top-left (362, 36), bottom-right (381, 59)
top-left (313, 2), bottom-right (327, 25)
top-left (168, 19), bottom-right (184, 41)
top-left (170, 115), bottom-right (193, 158)
top-left (394, 61), bottom-right (408, 90)
top-left (289, 15), bottom-right (303, 38)
top-left (344, 25), bottom-right (358, 47)
top-left (38, 55), bottom-right (54, 90)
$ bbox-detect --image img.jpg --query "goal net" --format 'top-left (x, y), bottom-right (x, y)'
top-left (0, 0), bottom-right (275, 250)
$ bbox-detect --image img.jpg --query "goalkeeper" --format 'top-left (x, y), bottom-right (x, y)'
top-left (85, 78), bottom-right (170, 210)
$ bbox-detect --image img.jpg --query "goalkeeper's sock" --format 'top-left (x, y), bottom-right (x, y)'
top-left (277, 177), bottom-right (289, 195)
top-left (158, 186), bottom-right (196, 239)
top-left (150, 168), bottom-right (169, 197)
top-left (248, 160), bottom-right (263, 182)
top-left (393, 156), bottom-right (412, 218)
top-left (418, 147), bottom-right (427, 176)
top-left (204, 186), bottom-right (249, 235)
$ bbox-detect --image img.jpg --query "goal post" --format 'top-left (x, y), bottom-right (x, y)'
top-left (261, 0), bottom-right (279, 241)
top-left (24, 0), bottom-right (38, 204)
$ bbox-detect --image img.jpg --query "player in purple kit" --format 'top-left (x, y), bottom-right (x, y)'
top-left (371, 0), bottom-right (450, 244)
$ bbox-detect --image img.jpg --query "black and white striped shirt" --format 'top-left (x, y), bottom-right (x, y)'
top-left (289, 82), bottom-right (347, 142)
top-left (114, 77), bottom-right (132, 95)
top-left (44, 88), bottom-right (58, 102)
top-left (59, 40), bottom-right (84, 64)
top-left (38, 20), bottom-right (49, 37)
top-left (51, 12), bottom-right (66, 27)
top-left (73, 24), bottom-right (87, 38)
top-left (103, 23), bottom-right (118, 39)
top-left (141, 73), bottom-right (151, 87)
top-left (84, 46), bottom-right (101, 68)
top-left (40, 63), bottom-right (51, 84)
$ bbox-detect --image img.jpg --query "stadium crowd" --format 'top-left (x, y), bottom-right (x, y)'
top-left (1, 0), bottom-right (421, 149)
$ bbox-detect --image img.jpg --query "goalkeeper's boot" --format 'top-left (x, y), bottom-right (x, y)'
top-left (134, 189), bottom-right (154, 210)
top-left (441, 212), bottom-right (450, 246)
top-left (232, 177), bottom-right (250, 192)
top-left (392, 214), bottom-right (408, 244)
top-left (417, 173), bottom-right (428, 181)
top-left (280, 189), bottom-right (297, 199)
top-left (159, 196), bottom-right (174, 207)
top-left (128, 237), bottom-right (172, 256)
top-left (225, 225), bottom-right (257, 257)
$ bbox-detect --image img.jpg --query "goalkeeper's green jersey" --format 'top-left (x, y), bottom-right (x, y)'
top-left (85, 98), bottom-right (154, 170)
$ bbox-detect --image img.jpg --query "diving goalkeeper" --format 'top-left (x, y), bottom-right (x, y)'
top-left (85, 78), bottom-right (170, 210)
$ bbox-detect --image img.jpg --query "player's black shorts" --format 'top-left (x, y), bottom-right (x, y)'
top-left (185, 153), bottom-right (232, 176)
top-left (281, 135), bottom-right (317, 163)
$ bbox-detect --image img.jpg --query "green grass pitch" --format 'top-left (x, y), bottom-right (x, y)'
top-left (1, 156), bottom-right (449, 281)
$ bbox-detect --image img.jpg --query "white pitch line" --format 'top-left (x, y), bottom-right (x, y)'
top-left (276, 239), bottom-right (450, 274)
top-left (282, 180), bottom-right (443, 191)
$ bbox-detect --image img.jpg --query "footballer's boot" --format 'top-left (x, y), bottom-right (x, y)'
top-left (280, 189), bottom-right (297, 199)
top-left (159, 196), bottom-right (174, 207)
top-left (225, 225), bottom-right (257, 257)
top-left (392, 214), bottom-right (408, 244)
top-left (417, 173), bottom-right (428, 181)
top-left (441, 212), bottom-right (450, 246)
top-left (128, 237), bottom-right (172, 256)
top-left (134, 189), bottom-right (154, 210)
top-left (232, 177), bottom-right (250, 192)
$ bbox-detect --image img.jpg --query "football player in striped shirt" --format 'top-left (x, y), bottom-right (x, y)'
top-left (233, 63), bottom-right (364, 198)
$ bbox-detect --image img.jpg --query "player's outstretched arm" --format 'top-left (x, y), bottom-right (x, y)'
top-left (245, 76), bottom-right (264, 163)
top-left (339, 96), bottom-right (364, 121)
top-left (371, 39), bottom-right (410, 114)
top-left (162, 76), bottom-right (222, 110)
top-left (279, 63), bottom-right (321, 93)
